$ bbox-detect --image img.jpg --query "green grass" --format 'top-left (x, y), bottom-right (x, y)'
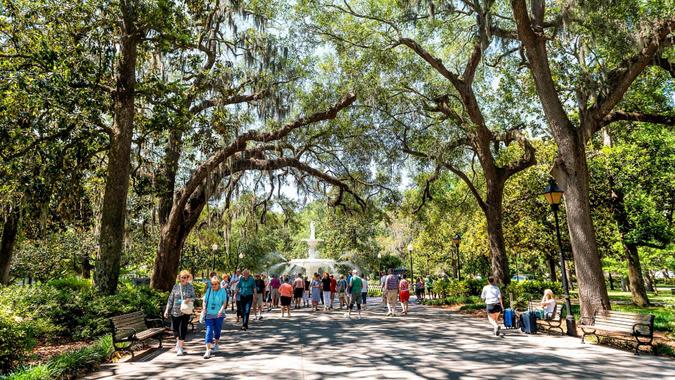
top-left (3, 335), bottom-right (113, 380)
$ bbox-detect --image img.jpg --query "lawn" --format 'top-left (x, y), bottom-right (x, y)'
top-left (608, 288), bottom-right (674, 335)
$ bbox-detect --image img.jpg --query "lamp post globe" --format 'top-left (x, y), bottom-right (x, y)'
top-left (542, 177), bottom-right (576, 337)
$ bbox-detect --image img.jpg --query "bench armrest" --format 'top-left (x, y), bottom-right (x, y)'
top-left (145, 318), bottom-right (164, 328)
top-left (580, 316), bottom-right (595, 326)
top-left (632, 322), bottom-right (653, 336)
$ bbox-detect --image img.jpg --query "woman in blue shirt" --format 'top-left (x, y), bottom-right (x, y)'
top-left (202, 277), bottom-right (227, 359)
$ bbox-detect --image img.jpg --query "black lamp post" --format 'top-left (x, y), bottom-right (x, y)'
top-left (452, 234), bottom-right (461, 280)
top-left (543, 177), bottom-right (577, 337)
top-left (407, 243), bottom-right (414, 280)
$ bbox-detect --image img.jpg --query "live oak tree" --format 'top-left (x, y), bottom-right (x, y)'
top-left (304, 1), bottom-right (538, 284)
top-left (509, 0), bottom-right (673, 315)
top-left (150, 92), bottom-right (362, 290)
top-left (0, 0), bottom-right (108, 284)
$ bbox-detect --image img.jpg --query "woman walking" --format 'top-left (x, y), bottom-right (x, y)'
top-left (399, 274), bottom-right (410, 315)
top-left (164, 270), bottom-right (195, 356)
top-left (321, 272), bottom-right (332, 311)
top-left (415, 277), bottom-right (424, 303)
top-left (202, 277), bottom-right (227, 359)
top-left (311, 273), bottom-right (322, 311)
top-left (480, 276), bottom-right (504, 336)
top-left (279, 278), bottom-right (294, 317)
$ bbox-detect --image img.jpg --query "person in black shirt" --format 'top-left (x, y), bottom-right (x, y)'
top-left (253, 274), bottom-right (265, 320)
top-left (321, 272), bottom-right (332, 311)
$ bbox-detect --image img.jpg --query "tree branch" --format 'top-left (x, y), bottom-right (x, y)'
top-left (172, 92), bottom-right (357, 226)
top-left (601, 111), bottom-right (675, 127)
top-left (593, 17), bottom-right (675, 120)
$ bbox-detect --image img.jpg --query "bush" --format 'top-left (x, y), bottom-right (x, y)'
top-left (503, 280), bottom-right (564, 310)
top-left (464, 279), bottom-right (487, 296)
top-left (46, 277), bottom-right (92, 292)
top-left (5, 335), bottom-right (113, 380)
top-left (0, 283), bottom-right (166, 342)
top-left (0, 316), bottom-right (38, 374)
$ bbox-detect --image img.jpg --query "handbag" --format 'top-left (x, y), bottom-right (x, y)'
top-left (199, 287), bottom-right (213, 324)
top-left (179, 284), bottom-right (194, 315)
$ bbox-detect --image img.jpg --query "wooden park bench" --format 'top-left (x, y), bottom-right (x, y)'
top-left (527, 301), bottom-right (564, 335)
top-left (579, 310), bottom-right (655, 355)
top-left (110, 311), bottom-right (165, 357)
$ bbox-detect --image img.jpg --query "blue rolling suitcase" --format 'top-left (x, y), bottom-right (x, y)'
top-left (520, 311), bottom-right (538, 334)
top-left (504, 308), bottom-right (517, 329)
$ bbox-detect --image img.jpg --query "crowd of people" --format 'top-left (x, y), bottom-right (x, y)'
top-left (164, 268), bottom-right (560, 358)
top-left (164, 267), bottom-right (425, 358)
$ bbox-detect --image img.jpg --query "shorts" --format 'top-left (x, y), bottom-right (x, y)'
top-left (384, 289), bottom-right (398, 305)
top-left (280, 296), bottom-right (292, 306)
top-left (271, 288), bottom-right (280, 300)
top-left (350, 292), bottom-right (363, 304)
top-left (400, 290), bottom-right (410, 303)
top-left (294, 288), bottom-right (304, 299)
top-left (255, 294), bottom-right (263, 307)
top-left (486, 304), bottom-right (502, 313)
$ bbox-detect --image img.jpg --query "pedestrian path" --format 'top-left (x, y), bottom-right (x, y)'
top-left (86, 299), bottom-right (674, 379)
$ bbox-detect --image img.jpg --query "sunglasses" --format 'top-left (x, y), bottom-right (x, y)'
top-left (180, 276), bottom-right (189, 279)
top-left (211, 283), bottom-right (220, 286)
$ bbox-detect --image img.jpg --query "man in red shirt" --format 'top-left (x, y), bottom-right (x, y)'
top-left (329, 274), bottom-right (337, 310)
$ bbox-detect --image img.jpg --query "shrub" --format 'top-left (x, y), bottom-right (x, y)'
top-left (503, 280), bottom-right (564, 310)
top-left (0, 315), bottom-right (37, 374)
top-left (46, 277), bottom-right (92, 292)
top-left (464, 279), bottom-right (486, 296)
top-left (5, 335), bottom-right (113, 380)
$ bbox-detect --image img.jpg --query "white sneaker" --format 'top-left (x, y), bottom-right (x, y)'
top-left (175, 342), bottom-right (179, 352)
top-left (176, 347), bottom-right (184, 356)
top-left (203, 349), bottom-right (211, 359)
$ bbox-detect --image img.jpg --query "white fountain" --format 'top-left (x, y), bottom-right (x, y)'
top-left (286, 221), bottom-right (336, 275)
top-left (267, 221), bottom-right (361, 276)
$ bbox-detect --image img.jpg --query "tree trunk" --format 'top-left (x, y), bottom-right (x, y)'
top-left (95, 26), bottom-right (139, 295)
top-left (644, 271), bottom-right (655, 292)
top-left (625, 243), bottom-right (649, 306)
top-left (157, 129), bottom-right (183, 225)
top-left (608, 272), bottom-right (614, 291)
top-left (0, 209), bottom-right (20, 285)
top-left (151, 189), bottom-right (206, 291)
top-left (546, 251), bottom-right (557, 282)
top-left (485, 182), bottom-right (510, 285)
top-left (81, 252), bottom-right (93, 279)
top-left (554, 131), bottom-right (610, 317)
top-left (621, 277), bottom-right (630, 292)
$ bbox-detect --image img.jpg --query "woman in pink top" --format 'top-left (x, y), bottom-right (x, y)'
top-left (399, 274), bottom-right (410, 315)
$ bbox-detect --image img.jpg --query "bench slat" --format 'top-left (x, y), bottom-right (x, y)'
top-left (111, 311), bottom-right (145, 321)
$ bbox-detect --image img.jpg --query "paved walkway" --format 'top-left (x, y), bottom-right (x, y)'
top-left (87, 299), bottom-right (674, 379)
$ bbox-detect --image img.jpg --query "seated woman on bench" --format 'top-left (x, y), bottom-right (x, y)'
top-left (539, 289), bottom-right (556, 320)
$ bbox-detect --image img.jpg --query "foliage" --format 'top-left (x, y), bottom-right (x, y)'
top-left (0, 280), bottom-right (165, 342)
top-left (4, 335), bottom-right (113, 380)
top-left (425, 296), bottom-right (481, 307)
top-left (504, 280), bottom-right (564, 310)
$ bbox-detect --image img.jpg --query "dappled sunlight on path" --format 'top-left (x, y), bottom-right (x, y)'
top-left (86, 298), bottom-right (674, 379)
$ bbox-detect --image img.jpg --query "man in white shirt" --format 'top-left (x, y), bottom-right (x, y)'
top-left (480, 276), bottom-right (505, 336)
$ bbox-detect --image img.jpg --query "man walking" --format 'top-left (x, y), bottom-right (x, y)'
top-left (382, 269), bottom-right (400, 316)
top-left (346, 270), bottom-right (364, 318)
top-left (235, 269), bottom-right (256, 331)
top-left (480, 276), bottom-right (504, 336)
